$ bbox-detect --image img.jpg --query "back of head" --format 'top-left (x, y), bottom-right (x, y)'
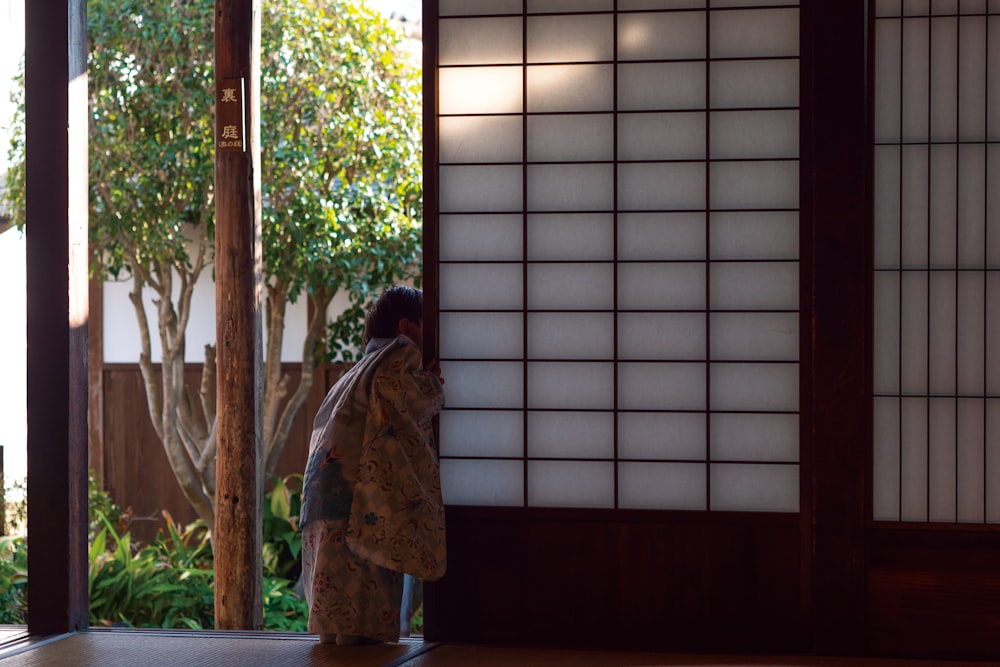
top-left (364, 285), bottom-right (423, 344)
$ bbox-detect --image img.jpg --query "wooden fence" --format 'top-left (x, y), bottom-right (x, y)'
top-left (97, 363), bottom-right (346, 542)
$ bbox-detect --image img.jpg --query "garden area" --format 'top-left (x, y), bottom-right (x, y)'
top-left (1, 473), bottom-right (426, 633)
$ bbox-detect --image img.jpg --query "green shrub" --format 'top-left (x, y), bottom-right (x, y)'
top-left (88, 511), bottom-right (216, 629)
top-left (0, 535), bottom-right (27, 624)
top-left (262, 474), bottom-right (303, 581)
top-left (1, 473), bottom-right (309, 630)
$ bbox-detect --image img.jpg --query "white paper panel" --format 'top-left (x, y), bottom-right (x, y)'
top-left (529, 312), bottom-right (614, 360)
top-left (617, 11), bottom-right (706, 61)
top-left (710, 211), bottom-right (799, 261)
top-left (527, 114), bottom-right (614, 162)
top-left (618, 412), bottom-right (707, 460)
top-left (618, 162), bottom-right (706, 210)
top-left (440, 459), bottom-right (524, 506)
top-left (710, 110), bottom-right (797, 161)
top-left (929, 17), bottom-right (958, 142)
top-left (987, 399), bottom-right (1000, 522)
top-left (874, 271), bottom-right (901, 394)
top-left (618, 263), bottom-right (706, 310)
top-left (440, 312), bottom-right (524, 359)
top-left (619, 462), bottom-right (707, 510)
top-left (527, 64), bottom-right (614, 113)
top-left (440, 214), bottom-right (524, 262)
top-left (440, 263), bottom-right (523, 310)
top-left (991, 17), bottom-right (1000, 141)
top-left (619, 0), bottom-right (704, 8)
top-left (711, 413), bottom-right (798, 462)
top-left (710, 9), bottom-right (798, 59)
top-left (927, 272), bottom-right (957, 395)
top-left (957, 398), bottom-right (986, 522)
top-left (900, 396), bottom-right (928, 521)
top-left (440, 116), bottom-right (522, 164)
top-left (710, 464), bottom-right (798, 512)
top-left (710, 161), bottom-right (799, 210)
top-left (900, 145), bottom-right (929, 268)
top-left (528, 461), bottom-right (614, 508)
top-left (440, 0), bottom-right (522, 15)
top-left (618, 312), bottom-right (706, 360)
top-left (874, 145), bottom-right (902, 268)
top-left (439, 17), bottom-right (523, 66)
top-left (991, 145), bottom-right (1000, 266)
top-left (874, 19), bottom-right (902, 142)
top-left (709, 60), bottom-right (798, 109)
top-left (619, 213), bottom-right (706, 261)
top-left (958, 145), bottom-right (987, 268)
top-left (873, 396), bottom-right (902, 521)
top-left (959, 16), bottom-right (987, 140)
top-left (440, 165), bottom-right (522, 213)
top-left (528, 0), bottom-right (612, 11)
top-left (901, 0), bottom-right (929, 15)
top-left (527, 164), bottom-right (614, 211)
top-left (899, 271), bottom-right (929, 395)
top-left (710, 262), bottom-right (799, 310)
top-left (439, 410), bottom-right (524, 458)
top-left (876, 0), bottom-right (902, 17)
top-left (618, 362), bottom-right (706, 411)
top-left (440, 361), bottom-right (524, 409)
top-left (527, 14), bottom-right (613, 63)
top-left (957, 271), bottom-right (986, 395)
top-left (527, 411), bottom-right (614, 458)
top-left (902, 18), bottom-right (929, 142)
top-left (710, 362), bottom-right (799, 412)
top-left (528, 213), bottom-right (614, 261)
top-left (710, 312), bottom-right (798, 361)
top-left (439, 66), bottom-right (523, 115)
top-left (711, 0), bottom-right (800, 6)
top-left (527, 362), bottom-right (615, 409)
top-left (527, 263), bottom-right (614, 310)
top-left (618, 62), bottom-right (706, 111)
top-left (928, 398), bottom-right (957, 522)
top-left (988, 273), bottom-right (1000, 394)
top-left (928, 145), bottom-right (957, 268)
top-left (618, 112), bottom-right (705, 161)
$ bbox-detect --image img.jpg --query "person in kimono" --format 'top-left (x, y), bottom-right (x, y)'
top-left (299, 285), bottom-right (446, 646)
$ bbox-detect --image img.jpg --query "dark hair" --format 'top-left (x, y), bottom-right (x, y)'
top-left (364, 286), bottom-right (423, 343)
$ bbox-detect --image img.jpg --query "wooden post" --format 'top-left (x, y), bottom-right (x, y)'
top-left (25, 0), bottom-right (90, 634)
top-left (214, 0), bottom-right (263, 630)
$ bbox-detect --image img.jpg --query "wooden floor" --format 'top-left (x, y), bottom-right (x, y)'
top-left (0, 631), bottom-right (998, 667)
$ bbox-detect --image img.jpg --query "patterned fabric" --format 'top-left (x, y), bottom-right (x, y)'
top-left (299, 335), bottom-right (445, 640)
top-left (301, 519), bottom-right (403, 641)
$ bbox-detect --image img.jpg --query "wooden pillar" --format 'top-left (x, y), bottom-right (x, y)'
top-left (214, 0), bottom-right (263, 630)
top-left (805, 0), bottom-right (870, 654)
top-left (24, 0), bottom-right (90, 634)
top-left (88, 270), bottom-right (104, 482)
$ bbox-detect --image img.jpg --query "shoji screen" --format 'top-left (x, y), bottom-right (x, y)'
top-left (873, 0), bottom-right (1000, 522)
top-left (434, 0), bottom-right (800, 512)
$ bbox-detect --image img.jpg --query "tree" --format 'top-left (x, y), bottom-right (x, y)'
top-left (3, 0), bottom-right (422, 533)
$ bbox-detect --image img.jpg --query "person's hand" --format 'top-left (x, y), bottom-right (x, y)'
top-left (425, 359), bottom-right (444, 385)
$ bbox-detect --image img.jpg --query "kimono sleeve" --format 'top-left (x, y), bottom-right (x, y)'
top-left (344, 342), bottom-right (447, 580)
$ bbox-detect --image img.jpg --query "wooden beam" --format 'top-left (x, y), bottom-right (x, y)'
top-left (25, 0), bottom-right (89, 634)
top-left (214, 0), bottom-right (263, 630)
top-left (805, 0), bottom-right (870, 654)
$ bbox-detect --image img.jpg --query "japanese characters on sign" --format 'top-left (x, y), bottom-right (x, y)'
top-left (216, 78), bottom-right (245, 152)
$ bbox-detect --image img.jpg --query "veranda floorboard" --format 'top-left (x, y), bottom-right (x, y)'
top-left (0, 632), bottom-right (997, 667)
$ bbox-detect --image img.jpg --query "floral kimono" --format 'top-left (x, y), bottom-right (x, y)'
top-left (299, 335), bottom-right (445, 642)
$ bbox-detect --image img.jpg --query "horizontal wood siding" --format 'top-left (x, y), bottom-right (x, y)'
top-left (100, 363), bottom-right (345, 542)
top-left (426, 507), bottom-right (803, 653)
